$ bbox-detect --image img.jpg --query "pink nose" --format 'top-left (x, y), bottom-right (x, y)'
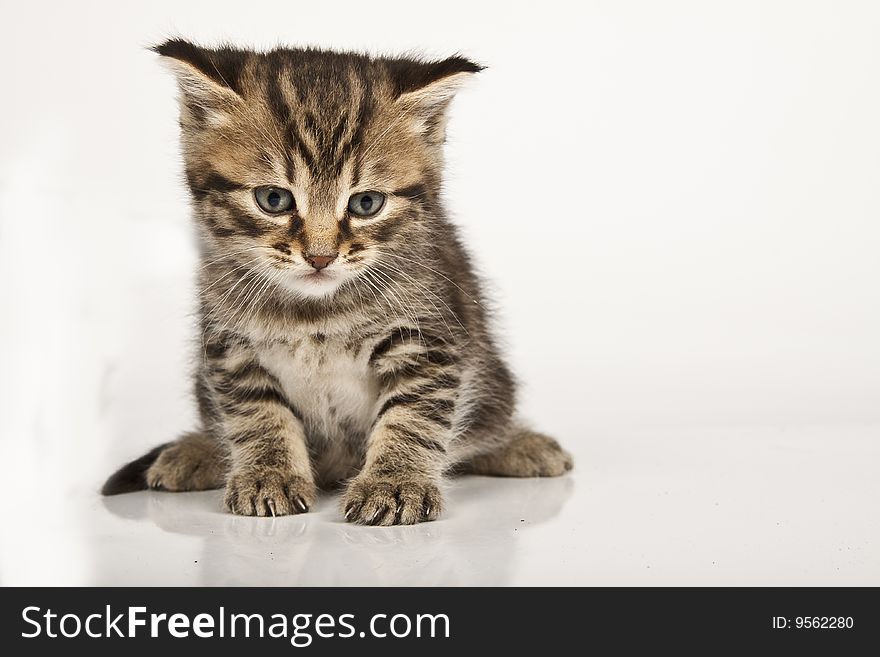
top-left (305, 254), bottom-right (336, 271)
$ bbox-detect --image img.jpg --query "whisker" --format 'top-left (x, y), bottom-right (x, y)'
top-left (198, 246), bottom-right (268, 271)
top-left (365, 266), bottom-right (424, 339)
top-left (381, 252), bottom-right (482, 308)
top-left (371, 258), bottom-right (467, 338)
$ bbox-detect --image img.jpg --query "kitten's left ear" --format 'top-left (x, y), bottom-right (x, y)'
top-left (388, 56), bottom-right (484, 144)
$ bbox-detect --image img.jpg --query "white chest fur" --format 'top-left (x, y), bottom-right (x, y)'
top-left (254, 335), bottom-right (379, 444)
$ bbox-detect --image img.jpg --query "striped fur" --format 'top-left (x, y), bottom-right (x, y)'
top-left (102, 41), bottom-right (572, 525)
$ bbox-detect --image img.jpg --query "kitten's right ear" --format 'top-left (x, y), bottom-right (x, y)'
top-left (152, 39), bottom-right (244, 123)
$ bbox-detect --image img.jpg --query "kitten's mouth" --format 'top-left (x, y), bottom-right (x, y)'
top-left (301, 270), bottom-right (335, 282)
top-left (279, 267), bottom-right (344, 298)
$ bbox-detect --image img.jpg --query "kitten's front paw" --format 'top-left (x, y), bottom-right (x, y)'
top-left (342, 476), bottom-right (442, 526)
top-left (224, 467), bottom-right (316, 517)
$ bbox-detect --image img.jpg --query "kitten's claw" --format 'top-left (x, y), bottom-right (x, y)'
top-left (223, 469), bottom-right (316, 517)
top-left (341, 477), bottom-right (442, 526)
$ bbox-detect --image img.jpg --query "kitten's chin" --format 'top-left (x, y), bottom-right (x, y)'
top-left (279, 271), bottom-right (346, 300)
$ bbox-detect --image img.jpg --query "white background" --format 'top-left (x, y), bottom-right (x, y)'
top-left (1, 1), bottom-right (878, 585)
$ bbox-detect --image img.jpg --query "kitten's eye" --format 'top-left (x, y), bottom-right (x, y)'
top-left (254, 186), bottom-right (295, 214)
top-left (348, 192), bottom-right (386, 217)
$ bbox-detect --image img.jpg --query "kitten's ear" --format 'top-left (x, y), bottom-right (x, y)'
top-left (388, 56), bottom-right (484, 144)
top-left (152, 39), bottom-right (244, 125)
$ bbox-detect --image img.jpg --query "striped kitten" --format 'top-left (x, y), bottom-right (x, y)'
top-left (102, 40), bottom-right (572, 525)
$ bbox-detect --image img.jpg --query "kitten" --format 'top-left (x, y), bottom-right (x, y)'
top-left (102, 40), bottom-right (572, 525)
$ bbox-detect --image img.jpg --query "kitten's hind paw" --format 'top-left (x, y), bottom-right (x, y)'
top-left (224, 467), bottom-right (316, 517)
top-left (145, 432), bottom-right (225, 492)
top-left (459, 430), bottom-right (573, 478)
top-left (342, 476), bottom-right (442, 526)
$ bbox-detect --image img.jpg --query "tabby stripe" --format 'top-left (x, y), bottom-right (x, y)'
top-left (393, 184), bottom-right (428, 202)
top-left (186, 169), bottom-right (243, 204)
top-left (228, 426), bottom-right (265, 445)
top-left (264, 59), bottom-right (297, 180)
top-left (223, 384), bottom-right (287, 408)
top-left (429, 371), bottom-right (461, 389)
top-left (302, 110), bottom-right (320, 139)
top-left (208, 223), bottom-right (236, 238)
top-left (377, 392), bottom-right (455, 420)
top-left (328, 115), bottom-right (348, 154)
top-left (423, 402), bottom-right (454, 429)
top-left (393, 380), bottom-right (459, 398)
top-left (369, 329), bottom-right (421, 364)
top-left (265, 58), bottom-right (291, 125)
top-left (338, 216), bottom-right (353, 242)
top-left (385, 423), bottom-right (447, 453)
top-left (377, 364), bottom-right (460, 390)
top-left (333, 80), bottom-right (371, 175)
top-left (204, 340), bottom-right (229, 360)
top-left (376, 392), bottom-right (419, 418)
top-left (223, 360), bottom-right (262, 380)
top-left (373, 214), bottom-right (409, 242)
top-left (233, 212), bottom-right (267, 237)
top-left (218, 386), bottom-right (304, 423)
top-left (289, 120), bottom-right (319, 175)
top-left (201, 172), bottom-right (245, 194)
top-left (351, 154), bottom-right (363, 188)
top-left (209, 194), bottom-right (266, 237)
top-left (184, 100), bottom-right (208, 126)
top-left (376, 399), bottom-right (454, 431)
top-left (287, 215), bottom-right (304, 238)
top-left (204, 332), bottom-right (247, 360)
top-left (423, 349), bottom-right (457, 367)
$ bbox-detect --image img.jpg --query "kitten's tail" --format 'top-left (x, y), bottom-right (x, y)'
top-left (101, 432), bottom-right (227, 495)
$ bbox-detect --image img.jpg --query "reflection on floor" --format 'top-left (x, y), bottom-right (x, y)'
top-left (97, 476), bottom-right (574, 586)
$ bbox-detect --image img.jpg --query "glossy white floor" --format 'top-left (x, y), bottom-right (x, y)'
top-left (3, 424), bottom-right (875, 586)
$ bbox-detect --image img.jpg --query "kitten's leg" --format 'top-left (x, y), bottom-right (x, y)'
top-left (456, 426), bottom-right (573, 477)
top-left (145, 431), bottom-right (227, 491)
top-left (342, 330), bottom-right (459, 526)
top-left (205, 335), bottom-right (317, 517)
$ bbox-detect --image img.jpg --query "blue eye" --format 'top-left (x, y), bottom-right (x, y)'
top-left (348, 192), bottom-right (385, 217)
top-left (254, 186), bottom-right (295, 214)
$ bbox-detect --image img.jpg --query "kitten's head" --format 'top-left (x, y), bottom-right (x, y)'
top-left (156, 40), bottom-right (480, 299)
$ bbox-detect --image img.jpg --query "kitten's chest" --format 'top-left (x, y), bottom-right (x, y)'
top-left (254, 334), bottom-right (378, 441)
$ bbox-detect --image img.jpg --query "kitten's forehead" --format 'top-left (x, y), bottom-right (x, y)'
top-left (246, 52), bottom-right (380, 115)
top-left (211, 51), bottom-right (392, 189)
